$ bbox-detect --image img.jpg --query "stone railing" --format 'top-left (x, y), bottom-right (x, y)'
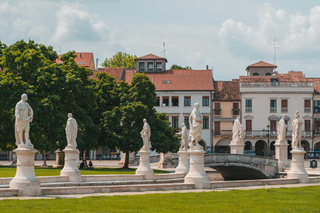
top-left (240, 82), bottom-right (313, 88)
top-left (204, 153), bottom-right (278, 167)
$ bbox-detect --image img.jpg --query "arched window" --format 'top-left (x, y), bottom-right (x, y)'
top-left (266, 73), bottom-right (272, 76)
top-left (253, 73), bottom-right (259, 76)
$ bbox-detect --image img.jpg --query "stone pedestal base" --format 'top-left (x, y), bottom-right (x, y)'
top-left (175, 150), bottom-right (189, 174)
top-left (135, 149), bottom-right (154, 180)
top-left (274, 140), bottom-right (289, 172)
top-left (61, 147), bottom-right (81, 183)
top-left (184, 145), bottom-right (210, 189)
top-left (53, 149), bottom-right (65, 168)
top-left (10, 152), bottom-right (17, 167)
top-left (287, 149), bottom-right (309, 183)
top-left (230, 143), bottom-right (244, 154)
top-left (10, 147), bottom-right (41, 196)
top-left (158, 152), bottom-right (174, 168)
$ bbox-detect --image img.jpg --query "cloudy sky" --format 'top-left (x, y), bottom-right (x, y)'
top-left (1, 0), bottom-right (320, 80)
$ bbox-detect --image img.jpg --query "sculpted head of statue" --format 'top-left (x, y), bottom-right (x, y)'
top-left (21, 94), bottom-right (28, 101)
top-left (194, 103), bottom-right (199, 109)
top-left (68, 113), bottom-right (73, 118)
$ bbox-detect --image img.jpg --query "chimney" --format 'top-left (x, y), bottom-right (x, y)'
top-left (206, 65), bottom-right (209, 70)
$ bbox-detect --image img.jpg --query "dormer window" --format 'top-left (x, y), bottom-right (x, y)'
top-left (266, 73), bottom-right (272, 76)
top-left (147, 62), bottom-right (153, 71)
top-left (139, 62), bottom-right (145, 71)
top-left (253, 73), bottom-right (259, 76)
top-left (271, 78), bottom-right (278, 86)
top-left (156, 62), bottom-right (162, 71)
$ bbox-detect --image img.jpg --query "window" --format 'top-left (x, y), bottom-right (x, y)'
top-left (184, 96), bottom-right (191, 106)
top-left (253, 73), bottom-right (259, 76)
top-left (155, 97), bottom-right (160, 106)
top-left (271, 78), bottom-right (278, 86)
top-left (270, 99), bottom-right (277, 113)
top-left (139, 62), bottom-right (145, 71)
top-left (162, 97), bottom-right (169, 106)
top-left (305, 120), bottom-right (311, 131)
top-left (156, 62), bottom-right (162, 71)
top-left (214, 121), bottom-right (220, 135)
top-left (202, 96), bottom-right (209, 106)
top-left (147, 62), bottom-right (153, 71)
top-left (305, 99), bottom-right (311, 113)
top-left (203, 116), bottom-right (209, 129)
top-left (270, 120), bottom-right (276, 131)
top-left (315, 100), bottom-right (320, 113)
top-left (214, 103), bottom-right (221, 115)
top-left (281, 99), bottom-right (288, 113)
top-left (266, 73), bottom-right (272, 76)
top-left (172, 96), bottom-right (179, 106)
top-left (246, 120), bottom-right (252, 131)
top-left (232, 102), bottom-right (239, 115)
top-left (184, 116), bottom-right (189, 129)
top-left (245, 99), bottom-right (252, 113)
top-left (172, 116), bottom-right (179, 133)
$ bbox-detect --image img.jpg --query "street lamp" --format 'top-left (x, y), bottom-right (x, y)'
top-left (266, 124), bottom-right (270, 157)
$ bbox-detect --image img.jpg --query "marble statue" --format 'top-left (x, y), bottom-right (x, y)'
top-left (176, 123), bottom-right (189, 150)
top-left (140, 119), bottom-right (151, 150)
top-left (232, 116), bottom-right (242, 142)
top-left (239, 125), bottom-right (244, 144)
top-left (292, 111), bottom-right (303, 150)
top-left (15, 94), bottom-right (33, 146)
top-left (189, 103), bottom-right (202, 147)
top-left (277, 115), bottom-right (287, 141)
top-left (65, 113), bottom-right (78, 149)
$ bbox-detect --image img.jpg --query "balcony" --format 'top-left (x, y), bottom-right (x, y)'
top-left (281, 107), bottom-right (288, 113)
top-left (244, 130), bottom-right (312, 138)
top-left (213, 109), bottom-right (221, 116)
top-left (304, 107), bottom-right (311, 113)
top-left (270, 107), bottom-right (277, 113)
top-left (240, 82), bottom-right (313, 88)
top-left (245, 107), bottom-right (252, 113)
top-left (232, 109), bottom-right (240, 116)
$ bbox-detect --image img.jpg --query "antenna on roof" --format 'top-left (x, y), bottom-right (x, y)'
top-left (273, 38), bottom-right (278, 67)
top-left (162, 42), bottom-right (166, 58)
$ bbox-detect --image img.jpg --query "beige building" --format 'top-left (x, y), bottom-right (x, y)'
top-left (212, 80), bottom-right (240, 153)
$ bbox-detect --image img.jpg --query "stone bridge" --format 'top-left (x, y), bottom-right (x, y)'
top-left (203, 154), bottom-right (279, 180)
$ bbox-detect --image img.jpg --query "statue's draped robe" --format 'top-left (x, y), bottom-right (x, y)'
top-left (189, 108), bottom-right (202, 144)
top-left (141, 123), bottom-right (151, 149)
top-left (292, 118), bottom-right (302, 149)
top-left (66, 117), bottom-right (78, 148)
top-left (182, 126), bottom-right (188, 147)
top-left (232, 119), bottom-right (241, 142)
top-left (278, 118), bottom-right (286, 141)
top-left (15, 100), bottom-right (33, 145)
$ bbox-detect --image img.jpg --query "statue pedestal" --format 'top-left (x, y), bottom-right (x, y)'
top-left (230, 142), bottom-right (244, 154)
top-left (274, 140), bottom-right (289, 172)
top-left (10, 152), bottom-right (17, 167)
top-left (53, 149), bottom-right (65, 168)
top-left (184, 145), bottom-right (210, 189)
top-left (135, 149), bottom-right (154, 180)
top-left (158, 152), bottom-right (174, 168)
top-left (10, 147), bottom-right (41, 196)
top-left (175, 150), bottom-right (189, 174)
top-left (61, 147), bottom-right (81, 183)
top-left (287, 149), bottom-right (309, 183)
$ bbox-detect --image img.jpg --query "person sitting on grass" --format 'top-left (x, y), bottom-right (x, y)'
top-left (80, 160), bottom-right (85, 169)
top-left (89, 160), bottom-right (93, 169)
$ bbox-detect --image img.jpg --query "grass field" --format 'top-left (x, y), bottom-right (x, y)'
top-left (1, 185), bottom-right (320, 212)
top-left (0, 166), bottom-right (168, 178)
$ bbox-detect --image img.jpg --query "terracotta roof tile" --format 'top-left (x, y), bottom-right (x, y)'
top-left (56, 52), bottom-right (94, 69)
top-left (90, 68), bottom-right (124, 82)
top-left (214, 80), bottom-right (240, 101)
top-left (246, 61), bottom-right (277, 70)
top-left (306, 78), bottom-right (320, 93)
top-left (124, 70), bottom-right (213, 91)
top-left (135, 54), bottom-right (168, 62)
top-left (240, 71), bottom-right (307, 82)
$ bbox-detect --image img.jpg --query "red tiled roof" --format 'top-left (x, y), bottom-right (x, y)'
top-left (246, 61), bottom-right (277, 70)
top-left (306, 78), bottom-right (320, 93)
top-left (214, 80), bottom-right (240, 101)
top-left (124, 70), bottom-right (213, 91)
top-left (135, 54), bottom-right (168, 62)
top-left (56, 52), bottom-right (94, 68)
top-left (90, 68), bottom-right (124, 82)
top-left (240, 71), bottom-right (307, 82)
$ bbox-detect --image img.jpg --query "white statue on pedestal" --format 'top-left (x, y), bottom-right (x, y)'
top-left (15, 94), bottom-right (34, 147)
top-left (65, 113), bottom-right (78, 149)
top-left (292, 111), bottom-right (303, 150)
top-left (189, 103), bottom-right (202, 148)
top-left (140, 119), bottom-right (151, 150)
top-left (176, 123), bottom-right (188, 150)
top-left (232, 116), bottom-right (242, 143)
top-left (277, 115), bottom-right (287, 142)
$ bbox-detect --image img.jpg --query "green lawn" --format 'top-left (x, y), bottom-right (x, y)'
top-left (0, 166), bottom-right (168, 178)
top-left (1, 186), bottom-right (320, 212)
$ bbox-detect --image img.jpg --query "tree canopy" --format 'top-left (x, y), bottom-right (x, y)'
top-left (102, 52), bottom-right (137, 69)
top-left (170, 64), bottom-right (192, 70)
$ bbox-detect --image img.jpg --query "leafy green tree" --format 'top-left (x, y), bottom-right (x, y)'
top-left (0, 40), bottom-right (100, 160)
top-left (170, 64), bottom-right (192, 70)
top-left (102, 52), bottom-right (137, 68)
top-left (103, 73), bottom-right (179, 168)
